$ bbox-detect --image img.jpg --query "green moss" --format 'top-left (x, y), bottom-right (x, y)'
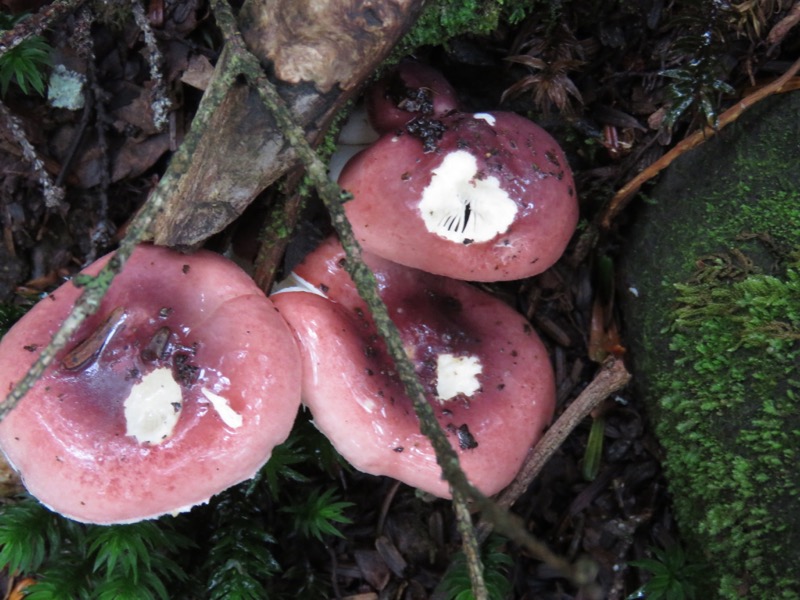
top-left (0, 303), bottom-right (27, 337)
top-left (659, 260), bottom-right (799, 598)
top-left (622, 92), bottom-right (800, 599)
top-left (401, 0), bottom-right (534, 51)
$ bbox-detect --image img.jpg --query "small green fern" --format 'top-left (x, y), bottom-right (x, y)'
top-left (203, 488), bottom-right (281, 600)
top-left (0, 496), bottom-right (192, 599)
top-left (87, 521), bottom-right (191, 588)
top-left (280, 487), bottom-right (354, 541)
top-left (256, 432), bottom-right (312, 499)
top-left (440, 535), bottom-right (514, 600)
top-left (628, 545), bottom-right (705, 600)
top-left (0, 13), bottom-right (52, 97)
top-left (0, 497), bottom-right (79, 575)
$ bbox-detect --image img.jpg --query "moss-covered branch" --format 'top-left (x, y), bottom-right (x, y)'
top-left (0, 19), bottom-right (241, 422)
top-left (210, 0), bottom-right (589, 588)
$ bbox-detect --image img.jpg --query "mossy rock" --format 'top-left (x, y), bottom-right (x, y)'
top-left (620, 91), bottom-right (800, 599)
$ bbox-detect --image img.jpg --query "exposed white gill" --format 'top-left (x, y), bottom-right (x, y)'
top-left (270, 272), bottom-right (328, 298)
top-left (201, 387), bottom-right (244, 429)
top-left (435, 353), bottom-right (483, 401)
top-left (418, 150), bottom-right (518, 244)
top-left (124, 367), bottom-right (183, 445)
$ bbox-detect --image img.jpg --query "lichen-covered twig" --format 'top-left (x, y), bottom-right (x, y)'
top-left (130, 0), bottom-right (171, 131)
top-left (453, 489), bottom-right (488, 600)
top-left (0, 99), bottom-right (65, 210)
top-left (210, 0), bottom-right (590, 588)
top-left (0, 0), bottom-right (86, 57)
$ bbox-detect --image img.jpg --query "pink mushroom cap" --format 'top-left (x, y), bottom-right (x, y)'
top-left (272, 237), bottom-right (555, 498)
top-left (339, 111), bottom-right (579, 281)
top-left (0, 244), bottom-right (301, 524)
top-left (365, 60), bottom-right (460, 134)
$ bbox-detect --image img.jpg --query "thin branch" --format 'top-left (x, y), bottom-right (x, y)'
top-left (0, 0), bottom-right (86, 57)
top-left (493, 356), bottom-right (631, 513)
top-left (130, 0), bottom-right (171, 131)
top-left (453, 489), bottom-right (487, 600)
top-left (767, 1), bottom-right (800, 46)
top-left (599, 54), bottom-right (800, 231)
top-left (0, 99), bottom-right (65, 210)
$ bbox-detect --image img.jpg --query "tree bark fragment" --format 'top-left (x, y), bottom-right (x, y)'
top-left (149, 0), bottom-right (425, 248)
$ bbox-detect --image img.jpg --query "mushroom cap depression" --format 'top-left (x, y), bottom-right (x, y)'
top-left (339, 111), bottom-right (579, 281)
top-left (272, 237), bottom-right (555, 498)
top-left (0, 245), bottom-right (301, 524)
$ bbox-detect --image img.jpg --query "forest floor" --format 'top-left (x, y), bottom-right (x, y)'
top-left (1, 1), bottom-right (799, 599)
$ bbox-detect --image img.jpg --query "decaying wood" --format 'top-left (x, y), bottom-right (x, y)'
top-left (149, 0), bottom-right (425, 248)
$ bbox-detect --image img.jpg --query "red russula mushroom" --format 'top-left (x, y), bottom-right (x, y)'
top-left (272, 237), bottom-right (555, 498)
top-left (338, 110), bottom-right (579, 281)
top-left (0, 245), bottom-right (301, 524)
top-left (365, 59), bottom-right (460, 133)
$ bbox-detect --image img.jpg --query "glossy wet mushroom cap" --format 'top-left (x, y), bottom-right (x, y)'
top-left (0, 244), bottom-right (301, 524)
top-left (272, 237), bottom-right (555, 498)
top-left (338, 111), bottom-right (579, 281)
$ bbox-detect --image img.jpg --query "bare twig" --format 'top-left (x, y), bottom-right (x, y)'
top-left (252, 173), bottom-right (306, 292)
top-left (494, 356), bottom-right (632, 513)
top-left (767, 1), bottom-right (800, 46)
top-left (599, 55), bottom-right (800, 231)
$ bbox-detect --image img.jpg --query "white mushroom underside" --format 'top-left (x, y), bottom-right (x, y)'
top-left (435, 353), bottom-right (483, 401)
top-left (418, 150), bottom-right (518, 244)
top-left (124, 367), bottom-right (182, 445)
top-left (201, 387), bottom-right (244, 429)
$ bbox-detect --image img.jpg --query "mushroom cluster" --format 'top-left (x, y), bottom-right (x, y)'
top-left (269, 62), bottom-right (578, 497)
top-left (0, 61), bottom-right (577, 521)
top-left (0, 245), bottom-right (301, 524)
top-left (273, 237), bottom-right (555, 498)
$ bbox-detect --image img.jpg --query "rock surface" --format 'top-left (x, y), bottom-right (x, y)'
top-left (621, 92), bottom-right (800, 598)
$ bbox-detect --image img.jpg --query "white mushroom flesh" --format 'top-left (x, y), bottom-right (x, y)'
top-left (201, 387), bottom-right (244, 429)
top-left (473, 112), bottom-right (497, 126)
top-left (418, 150), bottom-right (518, 244)
top-left (124, 367), bottom-right (183, 444)
top-left (435, 353), bottom-right (483, 401)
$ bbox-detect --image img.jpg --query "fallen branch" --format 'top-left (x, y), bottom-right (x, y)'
top-left (494, 356), bottom-right (632, 513)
